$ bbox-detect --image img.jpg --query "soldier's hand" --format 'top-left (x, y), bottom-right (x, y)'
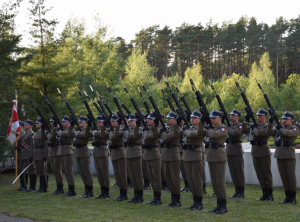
top-left (109, 127), bottom-right (114, 132)
top-left (245, 113), bottom-right (250, 122)
top-left (117, 118), bottom-right (123, 126)
top-left (276, 123), bottom-right (283, 130)
top-left (154, 118), bottom-right (159, 127)
top-left (143, 126), bottom-right (148, 132)
top-left (268, 115), bottom-right (274, 124)
top-left (41, 123), bottom-right (46, 130)
top-left (136, 118), bottom-right (142, 127)
top-left (57, 127), bottom-right (63, 131)
top-left (185, 114), bottom-right (190, 123)
top-left (183, 125), bottom-right (189, 131)
top-left (87, 119), bottom-right (92, 127)
top-left (123, 125), bottom-right (128, 131)
top-left (160, 127), bottom-right (166, 133)
top-left (250, 123), bottom-right (256, 130)
top-left (30, 157), bottom-right (33, 163)
top-left (204, 124), bottom-right (211, 130)
top-left (226, 123), bottom-right (231, 128)
top-left (76, 127), bottom-right (81, 132)
top-left (200, 115), bottom-right (206, 123)
top-left (176, 115), bottom-right (183, 125)
top-left (70, 120), bottom-right (75, 128)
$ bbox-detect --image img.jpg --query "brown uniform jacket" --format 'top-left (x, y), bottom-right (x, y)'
top-left (242, 122), bottom-right (272, 157)
top-left (161, 124), bottom-right (182, 161)
top-left (124, 126), bottom-right (142, 158)
top-left (143, 126), bottom-right (161, 161)
top-left (92, 126), bottom-right (109, 158)
top-left (270, 125), bottom-right (299, 159)
top-left (32, 129), bottom-right (48, 160)
top-left (182, 123), bottom-right (204, 161)
top-left (57, 126), bottom-right (75, 156)
top-left (47, 129), bottom-right (59, 157)
top-left (226, 122), bottom-right (243, 155)
top-left (198, 122), bottom-right (228, 162)
top-left (21, 129), bottom-right (34, 159)
top-left (109, 125), bottom-right (125, 161)
top-left (74, 127), bottom-right (92, 158)
top-left (15, 130), bottom-right (26, 159)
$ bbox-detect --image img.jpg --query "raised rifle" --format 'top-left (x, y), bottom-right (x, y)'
top-left (188, 74), bottom-right (211, 126)
top-left (138, 87), bottom-right (151, 116)
top-left (39, 91), bottom-right (63, 129)
top-left (78, 90), bottom-right (98, 130)
top-left (89, 85), bottom-right (112, 119)
top-left (122, 83), bottom-right (148, 130)
top-left (27, 96), bottom-right (51, 132)
top-left (173, 82), bottom-right (192, 118)
top-left (209, 80), bottom-right (231, 127)
top-left (105, 82), bottom-right (129, 128)
top-left (139, 79), bottom-right (166, 129)
top-left (158, 83), bottom-right (176, 112)
top-left (162, 75), bottom-right (189, 128)
top-left (233, 77), bottom-right (257, 125)
top-left (57, 88), bottom-right (78, 124)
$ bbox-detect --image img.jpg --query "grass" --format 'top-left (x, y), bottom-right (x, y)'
top-left (1, 173), bottom-right (300, 221)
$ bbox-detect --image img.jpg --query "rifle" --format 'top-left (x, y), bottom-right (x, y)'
top-left (187, 74), bottom-right (212, 126)
top-left (139, 79), bottom-right (166, 129)
top-left (138, 87), bottom-right (151, 116)
top-left (256, 79), bottom-right (280, 125)
top-left (122, 83), bottom-right (148, 130)
top-left (158, 83), bottom-right (176, 112)
top-left (173, 82), bottom-right (192, 118)
top-left (209, 80), bottom-right (231, 127)
top-left (57, 88), bottom-right (78, 124)
top-left (233, 77), bottom-right (257, 125)
top-left (78, 90), bottom-right (98, 130)
top-left (106, 83), bottom-right (131, 116)
top-left (27, 96), bottom-right (51, 132)
top-left (162, 75), bottom-right (189, 128)
top-left (105, 82), bottom-right (129, 128)
top-left (89, 85), bottom-right (112, 119)
top-left (39, 91), bottom-right (63, 129)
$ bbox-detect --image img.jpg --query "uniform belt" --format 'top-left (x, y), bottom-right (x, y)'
top-left (205, 142), bottom-right (225, 149)
top-left (92, 141), bottom-right (107, 146)
top-left (250, 140), bottom-right (267, 146)
top-left (48, 142), bottom-right (57, 147)
top-left (142, 144), bottom-right (158, 149)
top-left (226, 137), bottom-right (243, 144)
top-left (35, 146), bottom-right (44, 149)
top-left (126, 141), bottom-right (141, 147)
top-left (275, 140), bottom-right (294, 147)
top-left (164, 142), bottom-right (179, 148)
top-left (59, 141), bottom-right (71, 146)
top-left (73, 142), bottom-right (88, 148)
top-left (159, 142), bottom-right (165, 148)
top-left (110, 144), bottom-right (123, 149)
top-left (182, 144), bottom-right (200, 150)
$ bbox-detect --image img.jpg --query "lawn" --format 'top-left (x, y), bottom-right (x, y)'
top-left (1, 172), bottom-right (300, 221)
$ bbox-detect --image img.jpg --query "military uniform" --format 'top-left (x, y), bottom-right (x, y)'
top-left (56, 115), bottom-right (76, 196)
top-left (182, 110), bottom-right (205, 210)
top-left (161, 110), bottom-right (183, 207)
top-left (242, 108), bottom-right (273, 201)
top-left (32, 118), bottom-right (49, 193)
top-left (179, 141), bottom-right (189, 192)
top-left (226, 109), bottom-right (245, 198)
top-left (92, 114), bottom-right (110, 199)
top-left (74, 115), bottom-right (93, 197)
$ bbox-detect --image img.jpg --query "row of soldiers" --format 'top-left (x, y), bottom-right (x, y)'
top-left (15, 107), bottom-right (298, 214)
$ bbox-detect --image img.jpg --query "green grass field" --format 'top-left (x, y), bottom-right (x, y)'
top-left (1, 173), bottom-right (300, 221)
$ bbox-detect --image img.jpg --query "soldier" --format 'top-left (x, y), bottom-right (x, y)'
top-left (158, 114), bottom-right (168, 191)
top-left (180, 120), bottom-right (190, 193)
top-left (270, 111), bottom-right (298, 204)
top-left (182, 110), bottom-right (205, 210)
top-left (32, 117), bottom-right (49, 193)
top-left (109, 112), bottom-right (128, 201)
top-left (161, 110), bottom-right (183, 207)
top-left (48, 117), bottom-right (64, 194)
top-left (124, 113), bottom-right (144, 203)
top-left (199, 109), bottom-right (228, 214)
top-left (92, 114), bottom-right (110, 199)
top-left (56, 115), bottom-right (76, 196)
top-left (226, 109), bottom-right (245, 198)
top-left (72, 115), bottom-right (93, 198)
top-left (242, 108), bottom-right (274, 201)
top-left (143, 111), bottom-right (162, 205)
top-left (15, 120), bottom-right (27, 191)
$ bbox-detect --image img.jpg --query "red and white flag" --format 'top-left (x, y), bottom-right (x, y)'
top-left (7, 100), bottom-right (20, 145)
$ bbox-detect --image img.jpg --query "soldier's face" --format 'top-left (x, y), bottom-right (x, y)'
top-left (210, 117), bottom-right (221, 126)
top-left (147, 118), bottom-right (154, 127)
top-left (24, 124), bottom-right (30, 130)
top-left (191, 117), bottom-right (200, 125)
top-left (62, 121), bottom-right (70, 128)
top-left (97, 121), bottom-right (103, 128)
top-left (167, 118), bottom-right (176, 126)
top-left (110, 120), bottom-right (117, 127)
top-left (78, 121), bottom-right (87, 128)
top-left (129, 120), bottom-right (136, 127)
top-left (35, 123), bottom-right (41, 129)
top-left (50, 122), bottom-right (54, 127)
top-left (230, 114), bottom-right (239, 123)
top-left (257, 115), bottom-right (267, 123)
top-left (282, 118), bottom-right (292, 126)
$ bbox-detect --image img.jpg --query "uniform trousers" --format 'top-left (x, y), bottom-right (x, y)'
top-left (161, 159), bottom-right (165, 181)
top-left (94, 156), bottom-right (110, 188)
top-left (202, 152), bottom-right (206, 184)
top-left (208, 161), bottom-right (227, 199)
top-left (277, 159), bottom-right (296, 192)
top-left (23, 159), bottom-right (36, 174)
top-left (142, 158), bottom-right (149, 180)
top-left (112, 158), bottom-right (127, 190)
top-left (184, 160), bottom-right (203, 196)
top-left (180, 152), bottom-right (186, 180)
top-left (146, 158), bottom-right (162, 192)
top-left (17, 159), bottom-right (25, 174)
top-left (253, 156), bottom-right (273, 189)
top-left (127, 157), bottom-right (143, 191)
top-left (51, 155), bottom-right (63, 184)
top-left (60, 154), bottom-right (75, 186)
top-left (227, 155), bottom-right (245, 187)
top-left (35, 160), bottom-right (46, 176)
top-left (76, 157), bottom-right (93, 186)
top-left (163, 160), bottom-right (181, 195)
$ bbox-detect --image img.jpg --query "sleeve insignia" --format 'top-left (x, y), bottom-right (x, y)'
top-left (222, 128), bottom-right (225, 131)
top-left (239, 126), bottom-right (242, 129)
top-left (294, 128), bottom-right (297, 131)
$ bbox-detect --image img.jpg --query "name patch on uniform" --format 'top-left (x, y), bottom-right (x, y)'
top-left (222, 128), bottom-right (225, 131)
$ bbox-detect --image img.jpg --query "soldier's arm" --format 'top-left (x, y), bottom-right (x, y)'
top-left (99, 126), bottom-right (109, 138)
top-left (241, 122), bottom-right (250, 134)
top-left (197, 122), bottom-right (207, 137)
top-left (43, 141), bottom-right (48, 159)
top-left (267, 124), bottom-right (277, 137)
top-left (207, 127), bottom-right (228, 139)
top-left (152, 126), bottom-right (162, 139)
top-left (67, 126), bottom-right (75, 138)
top-left (41, 129), bottom-right (47, 140)
top-left (85, 126), bottom-right (91, 137)
top-left (30, 133), bottom-right (34, 158)
top-left (280, 127), bottom-right (299, 137)
top-left (172, 124), bottom-right (183, 138)
top-left (253, 125), bottom-right (268, 136)
top-left (51, 127), bottom-right (57, 140)
top-left (124, 127), bottom-right (141, 140)
top-left (228, 125), bottom-right (242, 136)
top-left (111, 125), bottom-right (123, 139)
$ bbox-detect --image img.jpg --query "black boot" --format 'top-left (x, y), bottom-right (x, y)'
top-left (144, 179), bottom-right (151, 190)
top-left (127, 190), bottom-right (137, 203)
top-left (134, 190), bottom-right (144, 203)
top-left (265, 188), bottom-right (274, 201)
top-left (26, 174), bottom-right (37, 192)
top-left (203, 184), bottom-right (207, 194)
top-left (114, 189), bottom-right (122, 201)
top-left (216, 199), bottom-right (228, 214)
top-left (25, 174), bottom-right (28, 188)
top-left (153, 192), bottom-right (162, 205)
top-left (186, 196), bottom-right (197, 209)
top-left (210, 192), bottom-right (216, 197)
top-left (172, 194), bottom-right (181, 207)
top-left (127, 178), bottom-right (132, 188)
top-left (118, 189), bottom-right (128, 201)
top-left (184, 181), bottom-right (190, 192)
top-left (64, 185), bottom-right (76, 196)
top-left (100, 187), bottom-right (110, 199)
top-left (181, 180), bottom-right (187, 192)
top-left (193, 196), bottom-right (204, 211)
top-left (162, 181), bottom-right (168, 191)
top-left (96, 186), bottom-right (104, 198)
top-left (36, 176), bottom-right (43, 193)
top-left (84, 186), bottom-right (93, 198)
top-left (40, 176), bottom-right (48, 193)
top-left (112, 182), bottom-right (118, 187)
top-left (53, 183), bottom-right (64, 194)
top-left (167, 193), bottom-right (175, 206)
top-left (289, 191), bottom-right (297, 204)
top-left (279, 191), bottom-right (290, 204)
top-left (82, 185), bottom-right (88, 197)
top-left (236, 187), bottom-right (245, 198)
top-left (229, 186), bottom-right (239, 198)
top-left (256, 188), bottom-right (267, 201)
top-left (17, 174), bottom-right (26, 191)
top-left (209, 199), bottom-right (220, 212)
top-left (147, 191), bottom-right (157, 204)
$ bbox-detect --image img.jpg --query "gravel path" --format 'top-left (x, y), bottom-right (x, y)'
top-left (0, 213), bottom-right (32, 222)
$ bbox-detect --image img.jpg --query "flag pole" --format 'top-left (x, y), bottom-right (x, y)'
top-left (15, 90), bottom-right (18, 192)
